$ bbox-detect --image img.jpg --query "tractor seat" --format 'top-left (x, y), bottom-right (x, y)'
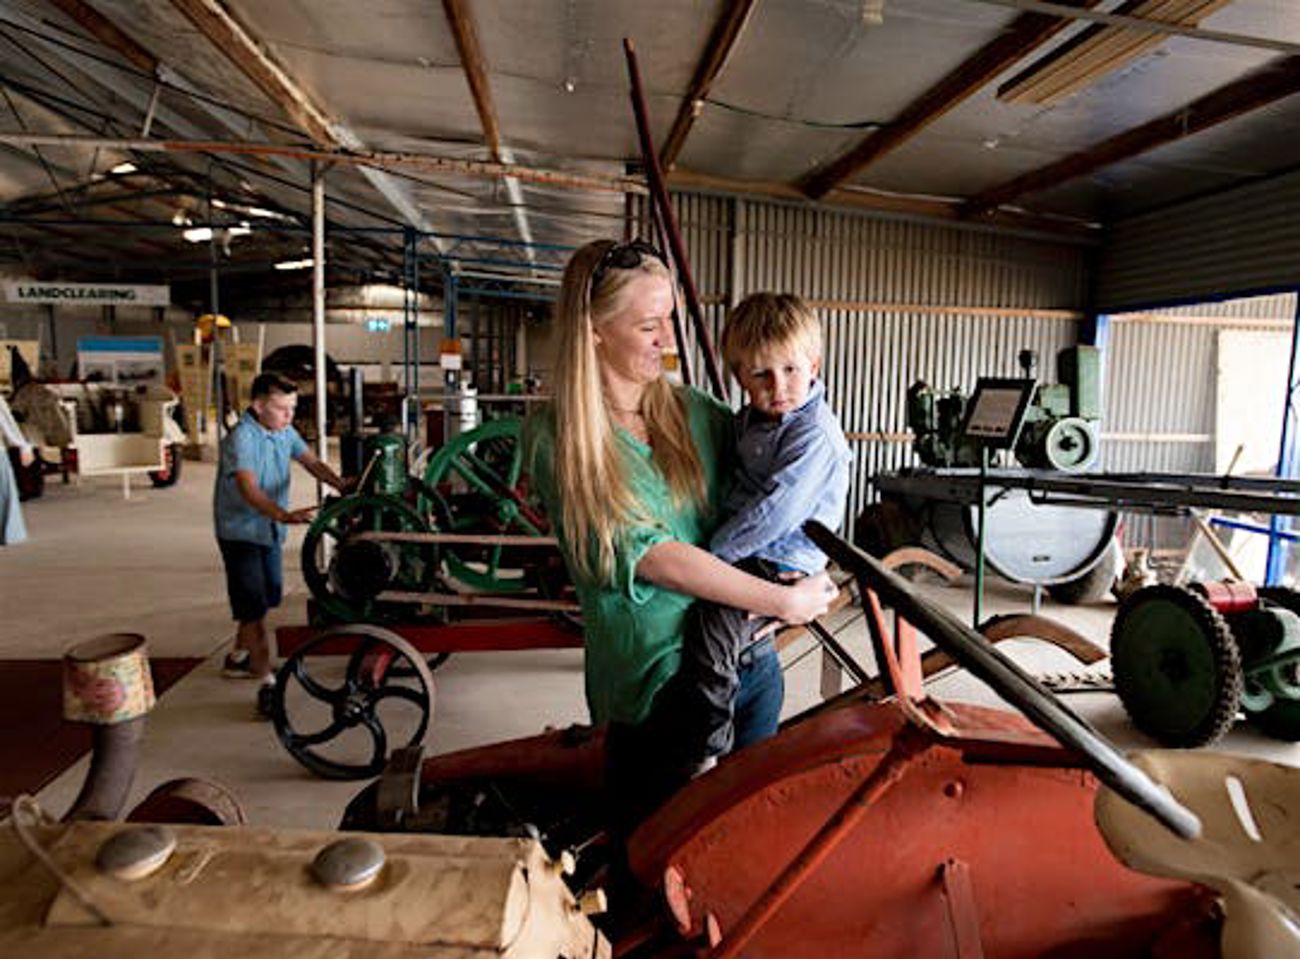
top-left (1095, 749), bottom-right (1300, 959)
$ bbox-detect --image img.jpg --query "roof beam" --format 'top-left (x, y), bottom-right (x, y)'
top-left (167, 0), bottom-right (336, 145)
top-left (440, 0), bottom-right (501, 159)
top-left (439, 0), bottom-right (534, 263)
top-left (167, 0), bottom-right (440, 243)
top-left (961, 54), bottom-right (1300, 218)
top-left (44, 0), bottom-right (156, 73)
top-left (797, 0), bottom-right (1103, 199)
top-left (660, 0), bottom-right (757, 171)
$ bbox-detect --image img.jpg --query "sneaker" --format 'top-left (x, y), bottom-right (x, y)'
top-left (222, 650), bottom-right (257, 679)
top-left (256, 682), bottom-right (277, 721)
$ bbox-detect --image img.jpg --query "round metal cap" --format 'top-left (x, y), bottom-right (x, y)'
top-left (312, 837), bottom-right (386, 890)
top-left (95, 824), bottom-right (177, 881)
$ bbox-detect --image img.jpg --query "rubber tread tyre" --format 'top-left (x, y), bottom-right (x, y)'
top-left (1111, 584), bottom-right (1242, 748)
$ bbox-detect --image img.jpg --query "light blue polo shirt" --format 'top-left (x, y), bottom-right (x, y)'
top-left (213, 410), bottom-right (308, 546)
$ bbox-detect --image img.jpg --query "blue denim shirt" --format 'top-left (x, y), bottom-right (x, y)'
top-left (709, 379), bottom-right (852, 574)
top-left (213, 410), bottom-right (308, 546)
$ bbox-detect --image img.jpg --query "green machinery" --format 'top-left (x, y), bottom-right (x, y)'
top-left (1111, 581), bottom-right (1300, 746)
top-left (907, 345), bottom-right (1102, 472)
top-left (301, 417), bottom-right (559, 624)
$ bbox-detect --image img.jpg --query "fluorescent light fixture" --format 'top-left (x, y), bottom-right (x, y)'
top-left (109, 162), bottom-right (137, 175)
top-left (998, 0), bottom-right (1234, 106)
top-left (274, 258), bottom-right (315, 271)
top-left (182, 226), bottom-right (213, 243)
top-left (247, 206), bottom-right (289, 220)
top-left (228, 222), bottom-right (252, 238)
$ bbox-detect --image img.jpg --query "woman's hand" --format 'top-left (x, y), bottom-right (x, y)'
top-left (773, 571), bottom-right (836, 625)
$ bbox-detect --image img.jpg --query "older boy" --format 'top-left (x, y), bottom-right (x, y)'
top-left (665, 293), bottom-right (852, 769)
top-left (214, 372), bottom-right (351, 715)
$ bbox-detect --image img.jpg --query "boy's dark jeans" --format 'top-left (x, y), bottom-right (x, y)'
top-left (673, 556), bottom-right (786, 760)
top-left (604, 558), bottom-right (787, 842)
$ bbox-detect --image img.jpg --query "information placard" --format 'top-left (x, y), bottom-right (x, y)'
top-left (960, 377), bottom-right (1036, 450)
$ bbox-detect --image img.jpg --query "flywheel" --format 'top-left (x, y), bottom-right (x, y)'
top-left (1111, 584), bottom-right (1242, 748)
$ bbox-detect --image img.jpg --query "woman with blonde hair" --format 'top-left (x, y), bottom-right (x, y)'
top-left (524, 238), bottom-right (834, 832)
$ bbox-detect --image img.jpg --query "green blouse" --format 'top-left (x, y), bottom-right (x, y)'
top-left (523, 386), bottom-right (734, 725)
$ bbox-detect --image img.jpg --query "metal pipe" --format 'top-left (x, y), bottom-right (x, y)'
top-left (311, 166), bottom-right (327, 484)
top-left (623, 38), bottom-right (726, 398)
top-left (1268, 294), bottom-right (1300, 584)
top-left (0, 133), bottom-right (647, 194)
top-left (650, 198), bottom-right (694, 387)
top-left (64, 718), bottom-right (144, 821)
top-left (1212, 516), bottom-right (1300, 544)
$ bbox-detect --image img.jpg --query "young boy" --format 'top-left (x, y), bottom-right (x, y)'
top-left (214, 372), bottom-right (351, 716)
top-left (667, 292), bottom-right (852, 769)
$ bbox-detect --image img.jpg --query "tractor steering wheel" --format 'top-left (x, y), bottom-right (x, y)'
top-left (805, 522), bottom-right (1202, 840)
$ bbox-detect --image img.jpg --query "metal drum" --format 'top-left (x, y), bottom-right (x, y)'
top-left (927, 489), bottom-right (1119, 587)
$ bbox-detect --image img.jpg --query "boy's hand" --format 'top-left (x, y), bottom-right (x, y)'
top-left (283, 506), bottom-right (318, 524)
top-left (774, 571), bottom-right (836, 626)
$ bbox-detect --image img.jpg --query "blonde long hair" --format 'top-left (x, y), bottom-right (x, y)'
top-left (547, 239), bottom-right (708, 584)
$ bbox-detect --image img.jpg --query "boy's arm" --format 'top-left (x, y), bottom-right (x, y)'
top-left (295, 448), bottom-right (353, 492)
top-left (234, 471), bottom-right (314, 523)
top-left (709, 426), bottom-right (840, 563)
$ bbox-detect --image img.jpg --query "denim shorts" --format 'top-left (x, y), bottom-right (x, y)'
top-left (217, 538), bottom-right (283, 623)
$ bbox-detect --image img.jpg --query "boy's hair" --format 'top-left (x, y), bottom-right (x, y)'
top-left (251, 372), bottom-right (298, 400)
top-left (722, 293), bottom-right (821, 370)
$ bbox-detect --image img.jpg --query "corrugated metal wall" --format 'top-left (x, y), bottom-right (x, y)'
top-left (1103, 292), bottom-right (1296, 549)
top-left (649, 192), bottom-right (1092, 532)
top-left (1098, 168), bottom-right (1300, 311)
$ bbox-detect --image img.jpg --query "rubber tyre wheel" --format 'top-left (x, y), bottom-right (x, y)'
top-left (149, 443), bottom-right (183, 488)
top-left (1111, 584), bottom-right (1242, 748)
top-left (1046, 539), bottom-right (1122, 605)
top-left (1250, 699), bottom-right (1300, 742)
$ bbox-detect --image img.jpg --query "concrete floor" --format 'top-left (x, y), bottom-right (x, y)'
top-left (5, 459), bottom-right (1298, 830)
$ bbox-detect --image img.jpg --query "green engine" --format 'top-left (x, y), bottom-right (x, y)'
top-left (364, 431), bottom-right (409, 496)
top-left (907, 345), bottom-right (1101, 472)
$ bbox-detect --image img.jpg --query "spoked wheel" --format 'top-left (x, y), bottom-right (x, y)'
top-left (1111, 584), bottom-right (1242, 748)
top-left (272, 624), bottom-right (436, 780)
top-left (419, 417), bottom-right (554, 594)
top-left (301, 494), bottom-right (437, 623)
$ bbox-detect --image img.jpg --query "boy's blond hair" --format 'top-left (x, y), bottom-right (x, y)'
top-left (721, 293), bottom-right (821, 371)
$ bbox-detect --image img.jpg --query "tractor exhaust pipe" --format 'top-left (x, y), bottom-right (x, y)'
top-left (61, 634), bottom-right (154, 822)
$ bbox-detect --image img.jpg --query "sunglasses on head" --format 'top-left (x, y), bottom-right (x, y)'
top-left (590, 239), bottom-right (667, 291)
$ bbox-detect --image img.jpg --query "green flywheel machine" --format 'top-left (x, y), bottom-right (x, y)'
top-left (300, 416), bottom-right (561, 624)
top-left (1111, 581), bottom-right (1300, 747)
